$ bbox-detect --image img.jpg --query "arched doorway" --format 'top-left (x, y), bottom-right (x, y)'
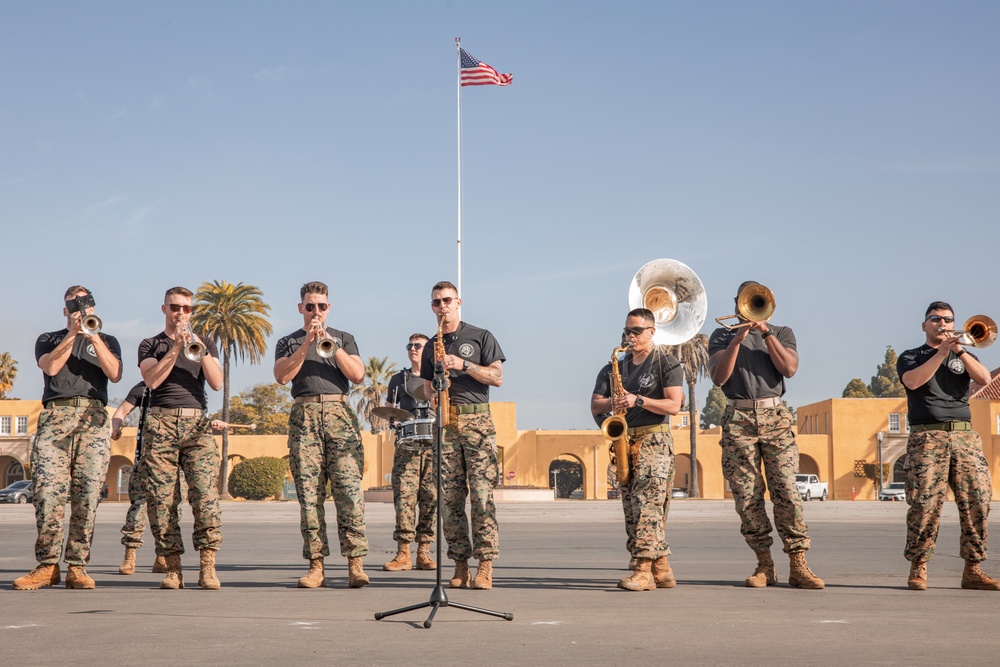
top-left (107, 455), bottom-right (133, 501)
top-left (798, 454), bottom-right (820, 476)
top-left (673, 453), bottom-right (705, 497)
top-left (2, 457), bottom-right (26, 487)
top-left (892, 457), bottom-right (905, 483)
top-left (549, 455), bottom-right (584, 499)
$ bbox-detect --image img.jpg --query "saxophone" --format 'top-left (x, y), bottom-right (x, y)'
top-left (601, 344), bottom-right (631, 486)
top-left (435, 314), bottom-right (451, 426)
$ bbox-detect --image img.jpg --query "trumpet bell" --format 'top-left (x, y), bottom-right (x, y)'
top-left (317, 338), bottom-right (338, 359)
top-left (184, 341), bottom-right (206, 363)
top-left (627, 259), bottom-right (708, 345)
top-left (81, 314), bottom-right (102, 336)
top-left (957, 315), bottom-right (997, 349)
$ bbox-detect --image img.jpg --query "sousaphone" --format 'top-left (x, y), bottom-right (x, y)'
top-left (627, 258), bottom-right (708, 345)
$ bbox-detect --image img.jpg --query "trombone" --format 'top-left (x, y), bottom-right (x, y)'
top-left (941, 315), bottom-right (997, 349)
top-left (715, 283), bottom-right (776, 330)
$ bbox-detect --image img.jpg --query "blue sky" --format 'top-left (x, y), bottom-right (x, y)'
top-left (2, 1), bottom-right (998, 429)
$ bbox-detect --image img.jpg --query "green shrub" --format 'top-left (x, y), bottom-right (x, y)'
top-left (229, 457), bottom-right (289, 500)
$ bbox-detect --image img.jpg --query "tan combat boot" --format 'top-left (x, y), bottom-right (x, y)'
top-left (473, 560), bottom-right (494, 590)
top-left (66, 565), bottom-right (96, 589)
top-left (348, 556), bottom-right (370, 588)
top-left (199, 549), bottom-right (221, 590)
top-left (652, 555), bottom-right (676, 589)
top-left (746, 551), bottom-right (777, 588)
top-left (119, 547), bottom-right (137, 575)
top-left (152, 555), bottom-right (169, 573)
top-left (449, 559), bottom-right (471, 588)
top-left (907, 561), bottom-right (927, 590)
top-left (619, 558), bottom-right (656, 591)
top-left (298, 558), bottom-right (325, 588)
top-left (159, 554), bottom-right (184, 590)
top-left (383, 542), bottom-right (412, 571)
top-left (13, 563), bottom-right (61, 590)
top-left (961, 561), bottom-right (1000, 591)
top-left (415, 542), bottom-right (437, 570)
top-left (788, 552), bottom-right (824, 589)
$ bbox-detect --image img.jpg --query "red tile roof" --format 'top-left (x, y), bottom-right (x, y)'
top-left (970, 368), bottom-right (1000, 400)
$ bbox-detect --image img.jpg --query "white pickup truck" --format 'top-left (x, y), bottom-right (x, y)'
top-left (795, 474), bottom-right (828, 501)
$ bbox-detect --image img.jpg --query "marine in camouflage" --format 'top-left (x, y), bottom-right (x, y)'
top-left (391, 441), bottom-right (437, 544)
top-left (622, 432), bottom-right (675, 559)
top-left (143, 415), bottom-right (222, 555)
top-left (287, 402), bottom-right (368, 559)
top-left (30, 403), bottom-right (111, 565)
top-left (121, 456), bottom-right (187, 548)
top-left (905, 429), bottom-right (992, 563)
top-left (439, 412), bottom-right (499, 561)
top-left (720, 404), bottom-right (810, 554)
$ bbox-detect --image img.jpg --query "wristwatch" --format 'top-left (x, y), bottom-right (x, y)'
top-left (462, 359), bottom-right (470, 371)
top-left (635, 396), bottom-right (645, 408)
top-left (956, 349), bottom-right (967, 357)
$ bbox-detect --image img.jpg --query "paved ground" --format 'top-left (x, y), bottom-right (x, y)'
top-left (2, 499), bottom-right (999, 666)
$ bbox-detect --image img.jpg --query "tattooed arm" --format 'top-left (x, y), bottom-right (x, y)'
top-left (466, 360), bottom-right (503, 388)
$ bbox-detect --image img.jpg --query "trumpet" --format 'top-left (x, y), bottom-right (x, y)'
top-left (940, 315), bottom-right (997, 349)
top-left (177, 322), bottom-right (206, 362)
top-left (316, 328), bottom-right (339, 359)
top-left (81, 314), bottom-right (102, 336)
top-left (716, 283), bottom-right (775, 330)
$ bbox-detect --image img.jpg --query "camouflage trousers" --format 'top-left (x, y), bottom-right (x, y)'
top-left (287, 402), bottom-right (368, 559)
top-left (904, 429), bottom-right (992, 563)
top-left (618, 432), bottom-right (675, 559)
top-left (30, 403), bottom-right (111, 565)
top-left (391, 438), bottom-right (437, 544)
top-left (143, 414), bottom-right (222, 556)
top-left (440, 411), bottom-right (499, 561)
top-left (120, 455), bottom-right (187, 548)
top-left (720, 404), bottom-right (810, 554)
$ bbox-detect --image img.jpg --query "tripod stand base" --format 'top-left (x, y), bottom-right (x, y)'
top-left (375, 584), bottom-right (514, 628)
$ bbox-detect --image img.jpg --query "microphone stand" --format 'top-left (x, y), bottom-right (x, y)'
top-left (375, 360), bottom-right (513, 628)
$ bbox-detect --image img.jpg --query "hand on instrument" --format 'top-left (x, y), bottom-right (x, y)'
top-left (110, 424), bottom-right (122, 441)
top-left (307, 320), bottom-right (324, 344)
top-left (615, 393), bottom-right (636, 411)
top-left (68, 313), bottom-right (83, 337)
top-left (730, 325), bottom-right (750, 345)
top-left (441, 354), bottom-right (466, 372)
top-left (939, 333), bottom-right (964, 355)
top-left (748, 321), bottom-right (770, 335)
top-left (211, 420), bottom-right (229, 431)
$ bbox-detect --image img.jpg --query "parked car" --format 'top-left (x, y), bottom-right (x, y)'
top-left (0, 480), bottom-right (33, 504)
top-left (879, 482), bottom-right (906, 502)
top-left (671, 488), bottom-right (689, 498)
top-left (795, 474), bottom-right (828, 501)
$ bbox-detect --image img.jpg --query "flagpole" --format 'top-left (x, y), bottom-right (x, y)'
top-left (455, 37), bottom-right (463, 297)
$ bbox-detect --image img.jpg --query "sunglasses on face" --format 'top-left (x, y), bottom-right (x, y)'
top-left (406, 343), bottom-right (424, 351)
top-left (623, 326), bottom-right (653, 336)
top-left (431, 297), bottom-right (455, 307)
top-left (304, 303), bottom-right (329, 313)
top-left (168, 304), bottom-right (194, 314)
top-left (927, 315), bottom-right (955, 324)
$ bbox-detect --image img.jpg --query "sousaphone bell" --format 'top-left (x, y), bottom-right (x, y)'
top-left (627, 258), bottom-right (708, 345)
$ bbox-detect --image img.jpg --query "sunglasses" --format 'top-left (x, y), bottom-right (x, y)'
top-left (623, 326), bottom-right (653, 336)
top-left (927, 315), bottom-right (955, 324)
top-left (304, 303), bottom-right (330, 313)
top-left (431, 296), bottom-right (456, 307)
top-left (168, 304), bottom-right (194, 314)
top-left (405, 343), bottom-right (425, 351)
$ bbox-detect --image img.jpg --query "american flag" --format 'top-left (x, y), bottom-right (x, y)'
top-left (460, 48), bottom-right (513, 87)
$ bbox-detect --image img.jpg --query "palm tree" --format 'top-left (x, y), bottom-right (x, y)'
top-left (665, 333), bottom-right (710, 498)
top-left (0, 352), bottom-right (17, 399)
top-left (192, 281), bottom-right (272, 497)
top-left (350, 356), bottom-right (396, 433)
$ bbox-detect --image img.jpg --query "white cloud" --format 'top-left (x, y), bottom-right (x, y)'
top-left (253, 66), bottom-right (289, 83)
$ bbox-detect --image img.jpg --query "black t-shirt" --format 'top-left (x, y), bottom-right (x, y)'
top-left (708, 325), bottom-right (796, 400)
top-left (274, 327), bottom-right (361, 398)
top-left (138, 331), bottom-right (220, 410)
top-left (897, 344), bottom-right (975, 424)
top-left (386, 369), bottom-right (423, 414)
top-left (35, 329), bottom-right (122, 405)
top-left (124, 381), bottom-right (147, 408)
top-left (419, 322), bottom-right (505, 405)
top-left (593, 346), bottom-right (683, 428)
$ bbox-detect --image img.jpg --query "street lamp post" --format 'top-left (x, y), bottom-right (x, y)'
top-left (877, 431), bottom-right (885, 496)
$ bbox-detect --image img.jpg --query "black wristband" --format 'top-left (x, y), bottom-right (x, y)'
top-left (761, 331), bottom-right (773, 339)
top-left (956, 349), bottom-right (967, 357)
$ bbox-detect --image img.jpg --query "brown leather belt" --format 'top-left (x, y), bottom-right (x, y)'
top-left (148, 407), bottom-right (205, 417)
top-left (294, 394), bottom-right (347, 404)
top-left (911, 421), bottom-right (972, 432)
top-left (628, 424), bottom-right (670, 437)
top-left (729, 397), bottom-right (781, 409)
top-left (46, 397), bottom-right (103, 408)
top-left (449, 403), bottom-right (490, 415)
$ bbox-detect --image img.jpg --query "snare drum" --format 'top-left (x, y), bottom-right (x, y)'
top-left (396, 418), bottom-right (434, 449)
